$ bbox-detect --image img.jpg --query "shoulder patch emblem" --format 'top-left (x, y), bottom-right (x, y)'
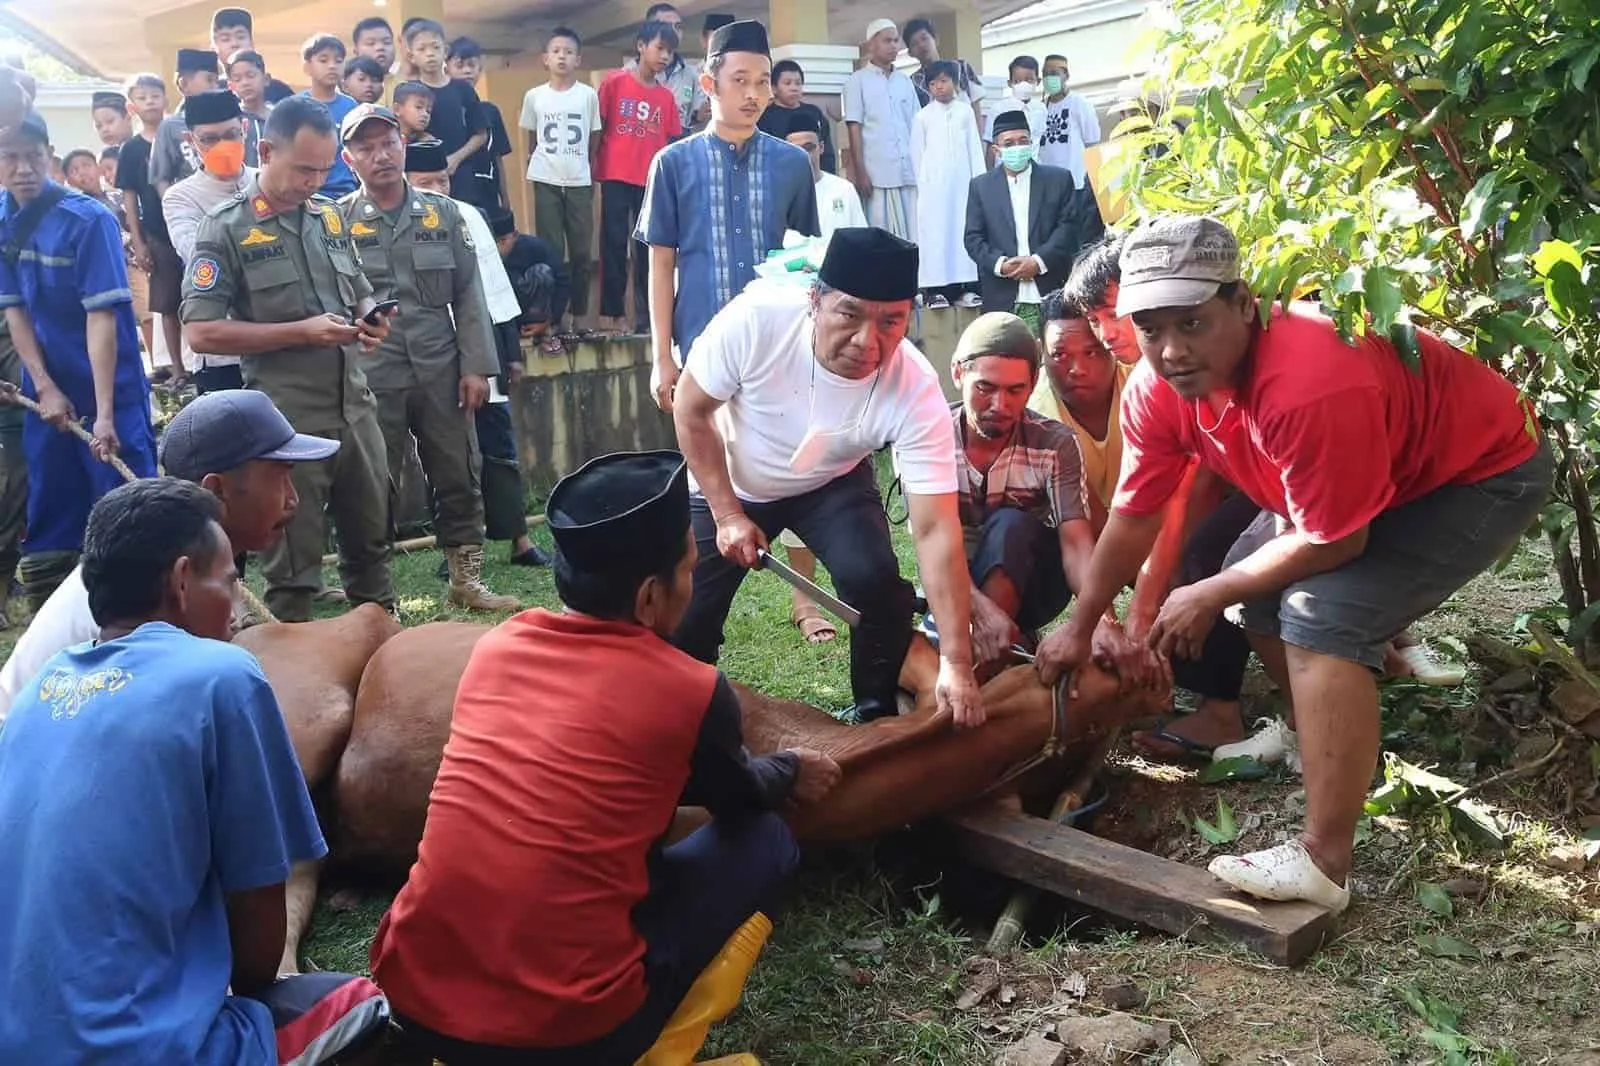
top-left (189, 256), bottom-right (220, 291)
top-left (420, 202), bottom-right (440, 230)
top-left (239, 226), bottom-right (278, 247)
top-left (351, 221), bottom-right (377, 237)
top-left (251, 195), bottom-right (272, 219)
top-left (321, 203), bottom-right (344, 236)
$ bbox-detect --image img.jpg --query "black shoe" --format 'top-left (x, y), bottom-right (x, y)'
top-left (845, 697), bottom-right (898, 724)
top-left (510, 545), bottom-right (551, 567)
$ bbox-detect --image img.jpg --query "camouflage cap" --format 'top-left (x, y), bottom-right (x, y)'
top-left (1116, 215), bottom-right (1241, 316)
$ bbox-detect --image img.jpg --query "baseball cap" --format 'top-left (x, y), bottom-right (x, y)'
top-left (1115, 215), bottom-right (1241, 317)
top-left (340, 103), bottom-right (400, 144)
top-left (953, 312), bottom-right (1042, 371)
top-left (160, 390), bottom-right (339, 481)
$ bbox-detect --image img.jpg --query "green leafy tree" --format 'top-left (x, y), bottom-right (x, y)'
top-left (1111, 0), bottom-right (1600, 653)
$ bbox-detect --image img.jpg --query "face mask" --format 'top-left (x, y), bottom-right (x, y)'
top-left (1011, 81), bottom-right (1035, 102)
top-left (1043, 74), bottom-right (1064, 95)
top-left (1000, 144), bottom-right (1035, 171)
top-left (202, 139), bottom-right (245, 177)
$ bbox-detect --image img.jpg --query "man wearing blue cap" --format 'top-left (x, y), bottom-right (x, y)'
top-left (0, 389), bottom-right (337, 723)
top-left (0, 109), bottom-right (160, 610)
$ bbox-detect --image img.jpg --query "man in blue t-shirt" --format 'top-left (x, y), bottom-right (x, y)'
top-left (0, 110), bottom-right (159, 607)
top-left (0, 478), bottom-right (389, 1064)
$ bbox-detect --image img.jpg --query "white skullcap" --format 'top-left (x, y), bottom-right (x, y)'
top-left (863, 18), bottom-right (897, 44)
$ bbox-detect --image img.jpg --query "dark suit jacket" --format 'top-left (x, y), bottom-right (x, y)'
top-left (963, 163), bottom-right (1104, 313)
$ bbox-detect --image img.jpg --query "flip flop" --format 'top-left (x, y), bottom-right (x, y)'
top-left (540, 334), bottom-right (566, 356)
top-left (1130, 717), bottom-right (1217, 762)
top-left (791, 602), bottom-right (837, 644)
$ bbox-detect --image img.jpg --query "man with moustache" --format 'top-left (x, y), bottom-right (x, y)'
top-left (671, 227), bottom-right (982, 727)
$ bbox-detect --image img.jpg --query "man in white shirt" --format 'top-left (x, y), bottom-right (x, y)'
top-left (964, 111), bottom-right (1098, 330)
top-left (672, 227), bottom-right (983, 727)
top-left (842, 19), bottom-right (919, 242)
top-left (161, 89), bottom-right (252, 393)
top-left (0, 390), bottom-right (336, 723)
top-left (1037, 53), bottom-right (1102, 187)
top-left (782, 108), bottom-right (865, 243)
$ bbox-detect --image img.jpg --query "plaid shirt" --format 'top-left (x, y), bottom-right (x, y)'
top-left (953, 407), bottom-right (1087, 551)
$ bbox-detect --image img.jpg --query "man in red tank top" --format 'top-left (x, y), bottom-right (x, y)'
top-left (369, 449), bottom-right (841, 1063)
top-left (1035, 215), bottom-right (1552, 914)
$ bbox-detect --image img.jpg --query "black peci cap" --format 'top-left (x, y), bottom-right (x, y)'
top-left (547, 450), bottom-right (690, 574)
top-left (819, 227), bottom-right (919, 303)
top-left (706, 18), bottom-right (768, 59)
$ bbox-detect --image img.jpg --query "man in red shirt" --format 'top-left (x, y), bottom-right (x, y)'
top-left (1036, 216), bottom-right (1551, 912)
top-left (370, 449), bottom-right (840, 1063)
top-left (596, 19), bottom-right (683, 335)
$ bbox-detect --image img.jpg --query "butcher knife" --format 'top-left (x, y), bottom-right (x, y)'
top-left (756, 549), bottom-right (862, 627)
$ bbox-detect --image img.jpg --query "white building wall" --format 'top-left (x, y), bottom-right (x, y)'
top-left (34, 81), bottom-right (123, 157)
top-left (979, 0), bottom-right (1166, 126)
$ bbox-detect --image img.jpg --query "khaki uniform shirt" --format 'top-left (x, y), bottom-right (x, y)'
top-left (180, 179), bottom-right (377, 428)
top-left (337, 183), bottom-right (499, 392)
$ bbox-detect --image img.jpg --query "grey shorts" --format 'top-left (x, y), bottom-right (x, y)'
top-left (1223, 442), bottom-right (1553, 669)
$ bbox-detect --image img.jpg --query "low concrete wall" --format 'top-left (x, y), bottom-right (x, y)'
top-left (508, 306), bottom-right (986, 492)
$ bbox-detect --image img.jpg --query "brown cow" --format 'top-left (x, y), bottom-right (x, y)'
top-left (330, 623), bottom-right (1155, 878)
top-left (232, 603), bottom-right (403, 972)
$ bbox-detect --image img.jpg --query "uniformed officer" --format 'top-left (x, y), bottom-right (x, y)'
top-left (181, 95), bottom-right (395, 622)
top-left (337, 105), bottom-right (516, 612)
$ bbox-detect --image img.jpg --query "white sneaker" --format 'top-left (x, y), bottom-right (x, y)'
top-left (1208, 839), bottom-right (1351, 913)
top-left (1394, 643), bottom-right (1467, 686)
top-left (1213, 717), bottom-right (1300, 772)
top-left (955, 292), bottom-right (984, 308)
top-left (925, 294), bottom-right (951, 309)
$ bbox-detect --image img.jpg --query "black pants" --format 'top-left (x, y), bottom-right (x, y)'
top-left (672, 461), bottom-right (915, 717)
top-left (474, 401), bottom-right (526, 543)
top-left (193, 363), bottom-right (245, 395)
top-left (1168, 490), bottom-right (1259, 702)
top-left (394, 814), bottom-right (798, 1065)
top-left (967, 507), bottom-right (1071, 634)
top-left (599, 180), bottom-right (649, 328)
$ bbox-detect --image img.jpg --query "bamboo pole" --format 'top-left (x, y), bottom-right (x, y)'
top-left (321, 514), bottom-right (548, 565)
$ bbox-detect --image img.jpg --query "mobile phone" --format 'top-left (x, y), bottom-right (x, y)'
top-left (363, 299), bottom-right (399, 325)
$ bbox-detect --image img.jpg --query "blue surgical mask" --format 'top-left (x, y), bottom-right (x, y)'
top-left (1043, 74), bottom-right (1064, 95)
top-left (1000, 144), bottom-right (1035, 172)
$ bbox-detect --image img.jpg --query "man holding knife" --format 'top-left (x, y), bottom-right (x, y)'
top-left (671, 226), bottom-right (982, 726)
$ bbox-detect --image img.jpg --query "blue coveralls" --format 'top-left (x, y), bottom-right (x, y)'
top-left (0, 185), bottom-right (157, 554)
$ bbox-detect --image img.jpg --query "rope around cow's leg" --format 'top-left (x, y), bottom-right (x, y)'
top-left (6, 388), bottom-right (281, 624)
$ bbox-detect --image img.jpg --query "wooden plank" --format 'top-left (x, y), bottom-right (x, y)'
top-left (946, 809), bottom-right (1335, 966)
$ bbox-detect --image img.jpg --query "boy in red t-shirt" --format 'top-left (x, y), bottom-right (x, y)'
top-left (595, 19), bottom-right (682, 335)
top-left (1035, 215), bottom-right (1551, 914)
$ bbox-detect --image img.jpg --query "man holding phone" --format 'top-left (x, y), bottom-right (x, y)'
top-left (181, 97), bottom-right (397, 622)
top-left (337, 108), bottom-right (516, 612)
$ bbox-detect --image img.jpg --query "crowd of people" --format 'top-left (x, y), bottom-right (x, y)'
top-left (0, 6), bottom-right (1556, 1065)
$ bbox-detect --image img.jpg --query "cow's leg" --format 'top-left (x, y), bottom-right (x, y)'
top-left (278, 859), bottom-right (321, 976)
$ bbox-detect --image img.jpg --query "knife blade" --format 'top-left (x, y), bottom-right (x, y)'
top-left (756, 549), bottom-right (862, 627)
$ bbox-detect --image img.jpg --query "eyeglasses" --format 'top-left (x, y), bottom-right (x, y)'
top-left (193, 128), bottom-right (244, 149)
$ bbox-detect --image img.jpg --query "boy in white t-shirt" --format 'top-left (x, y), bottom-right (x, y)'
top-left (519, 26), bottom-right (601, 333)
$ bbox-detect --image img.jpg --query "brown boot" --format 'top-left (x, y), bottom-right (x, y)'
top-left (445, 544), bottom-right (519, 612)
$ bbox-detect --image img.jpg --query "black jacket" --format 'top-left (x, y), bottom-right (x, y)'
top-left (963, 162), bottom-right (1104, 312)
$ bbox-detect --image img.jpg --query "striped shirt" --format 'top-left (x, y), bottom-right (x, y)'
top-left (0, 185), bottom-right (148, 411)
top-left (953, 406), bottom-right (1088, 552)
top-left (637, 128), bottom-right (818, 356)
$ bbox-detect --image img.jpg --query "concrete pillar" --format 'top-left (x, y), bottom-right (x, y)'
top-left (477, 52), bottom-right (545, 232)
top-left (929, 6), bottom-right (985, 75)
top-left (766, 0), bottom-right (828, 47)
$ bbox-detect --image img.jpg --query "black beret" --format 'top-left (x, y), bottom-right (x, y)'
top-left (177, 49), bottom-right (220, 75)
top-left (182, 90), bottom-right (242, 127)
top-left (547, 450), bottom-right (691, 575)
top-left (780, 107), bottom-right (823, 139)
top-left (90, 91), bottom-right (126, 113)
top-left (706, 19), bottom-right (768, 59)
top-left (819, 228), bottom-right (919, 303)
top-left (702, 13), bottom-right (736, 34)
top-left (991, 109), bottom-right (1031, 137)
top-left (404, 137), bottom-right (448, 173)
top-left (11, 111), bottom-right (48, 144)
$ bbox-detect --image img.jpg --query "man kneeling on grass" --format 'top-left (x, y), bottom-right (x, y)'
top-left (0, 478), bottom-right (388, 1064)
top-left (1035, 215), bottom-right (1551, 911)
top-left (371, 449), bottom-right (841, 1064)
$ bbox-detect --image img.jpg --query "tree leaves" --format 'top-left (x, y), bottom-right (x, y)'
top-left (1189, 796), bottom-right (1240, 845)
top-left (1416, 881), bottom-right (1456, 918)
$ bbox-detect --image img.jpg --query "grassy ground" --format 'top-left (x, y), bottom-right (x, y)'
top-left (5, 505), bottom-right (1596, 1064)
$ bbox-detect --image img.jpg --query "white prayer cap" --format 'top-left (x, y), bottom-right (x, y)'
top-left (863, 18), bottom-right (897, 43)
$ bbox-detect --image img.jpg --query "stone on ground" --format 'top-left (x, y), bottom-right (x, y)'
top-left (1056, 1011), bottom-right (1173, 1063)
top-left (994, 1031), bottom-right (1067, 1066)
